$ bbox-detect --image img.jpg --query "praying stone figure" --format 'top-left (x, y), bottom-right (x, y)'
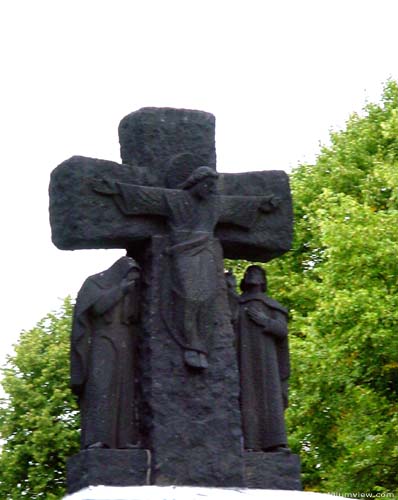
top-left (93, 167), bottom-right (279, 369)
top-left (237, 265), bottom-right (290, 452)
top-left (71, 256), bottom-right (141, 449)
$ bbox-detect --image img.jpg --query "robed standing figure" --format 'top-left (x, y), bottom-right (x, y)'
top-left (237, 265), bottom-right (289, 451)
top-left (71, 256), bottom-right (141, 449)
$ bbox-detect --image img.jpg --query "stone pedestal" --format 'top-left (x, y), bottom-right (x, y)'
top-left (64, 485), bottom-right (336, 500)
top-left (66, 449), bottom-right (150, 495)
top-left (244, 451), bottom-right (302, 490)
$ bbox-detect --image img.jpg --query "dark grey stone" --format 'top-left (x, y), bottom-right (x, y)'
top-left (49, 156), bottom-right (158, 253)
top-left (48, 107), bottom-right (297, 491)
top-left (71, 257), bottom-right (142, 450)
top-left (89, 166), bottom-right (282, 370)
top-left (237, 266), bottom-right (289, 451)
top-left (140, 237), bottom-right (244, 486)
top-left (244, 451), bottom-right (302, 490)
top-left (49, 109), bottom-right (293, 263)
top-left (118, 107), bottom-right (217, 174)
top-left (66, 449), bottom-right (150, 494)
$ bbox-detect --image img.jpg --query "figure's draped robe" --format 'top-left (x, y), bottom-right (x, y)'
top-left (72, 268), bottom-right (139, 449)
top-left (237, 292), bottom-right (289, 450)
top-left (110, 183), bottom-right (267, 354)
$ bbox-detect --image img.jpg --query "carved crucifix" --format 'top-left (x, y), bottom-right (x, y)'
top-left (89, 166), bottom-right (281, 369)
top-left (50, 107), bottom-right (293, 488)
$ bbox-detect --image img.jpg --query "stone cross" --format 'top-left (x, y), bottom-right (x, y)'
top-left (49, 108), bottom-right (294, 491)
top-left (50, 108), bottom-right (292, 261)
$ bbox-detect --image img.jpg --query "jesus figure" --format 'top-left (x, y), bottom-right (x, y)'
top-left (94, 166), bottom-right (279, 369)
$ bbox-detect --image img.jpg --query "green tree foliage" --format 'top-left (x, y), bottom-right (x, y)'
top-left (250, 80), bottom-right (398, 497)
top-left (0, 298), bottom-right (79, 499)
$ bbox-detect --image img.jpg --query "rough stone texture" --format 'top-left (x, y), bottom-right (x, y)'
top-left (218, 171), bottom-right (292, 262)
top-left (237, 266), bottom-right (289, 451)
top-left (50, 162), bottom-right (291, 262)
top-left (49, 156), bottom-right (158, 252)
top-left (50, 108), bottom-right (297, 493)
top-left (140, 236), bottom-right (244, 487)
top-left (49, 108), bottom-right (293, 262)
top-left (118, 107), bottom-right (217, 173)
top-left (66, 449), bottom-right (150, 494)
top-left (244, 452), bottom-right (302, 490)
top-left (71, 257), bottom-right (141, 449)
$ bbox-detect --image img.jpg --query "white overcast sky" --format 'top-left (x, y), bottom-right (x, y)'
top-left (1, 0), bottom-right (398, 366)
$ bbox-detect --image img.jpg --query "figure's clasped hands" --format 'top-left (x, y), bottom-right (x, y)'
top-left (121, 275), bottom-right (138, 294)
top-left (247, 308), bottom-right (269, 328)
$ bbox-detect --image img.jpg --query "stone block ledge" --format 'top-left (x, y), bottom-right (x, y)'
top-left (64, 485), bottom-right (341, 500)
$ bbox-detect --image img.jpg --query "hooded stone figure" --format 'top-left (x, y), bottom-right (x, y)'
top-left (237, 265), bottom-right (290, 452)
top-left (71, 256), bottom-right (141, 449)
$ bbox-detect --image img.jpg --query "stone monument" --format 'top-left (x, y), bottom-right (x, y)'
top-left (49, 107), bottom-right (299, 495)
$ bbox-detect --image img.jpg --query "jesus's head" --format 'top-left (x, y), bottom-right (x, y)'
top-left (180, 166), bottom-right (219, 199)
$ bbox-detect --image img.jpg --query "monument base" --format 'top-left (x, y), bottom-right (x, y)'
top-left (244, 451), bottom-right (302, 490)
top-left (66, 449), bottom-right (151, 495)
top-left (64, 485), bottom-right (335, 500)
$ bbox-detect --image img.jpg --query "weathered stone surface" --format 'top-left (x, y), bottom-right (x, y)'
top-left (66, 449), bottom-right (150, 494)
top-left (244, 451), bottom-right (302, 490)
top-left (50, 108), bottom-right (297, 493)
top-left (237, 266), bottom-right (289, 451)
top-left (49, 161), bottom-right (292, 262)
top-left (118, 107), bottom-right (217, 173)
top-left (218, 171), bottom-right (292, 261)
top-left (71, 257), bottom-right (141, 450)
top-left (49, 156), bottom-right (158, 252)
top-left (140, 237), bottom-right (244, 486)
top-left (49, 108), bottom-right (293, 262)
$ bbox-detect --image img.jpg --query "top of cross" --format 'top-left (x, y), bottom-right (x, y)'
top-left (118, 107), bottom-right (217, 184)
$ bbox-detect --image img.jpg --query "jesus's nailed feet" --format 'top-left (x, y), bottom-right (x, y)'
top-left (184, 350), bottom-right (209, 369)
